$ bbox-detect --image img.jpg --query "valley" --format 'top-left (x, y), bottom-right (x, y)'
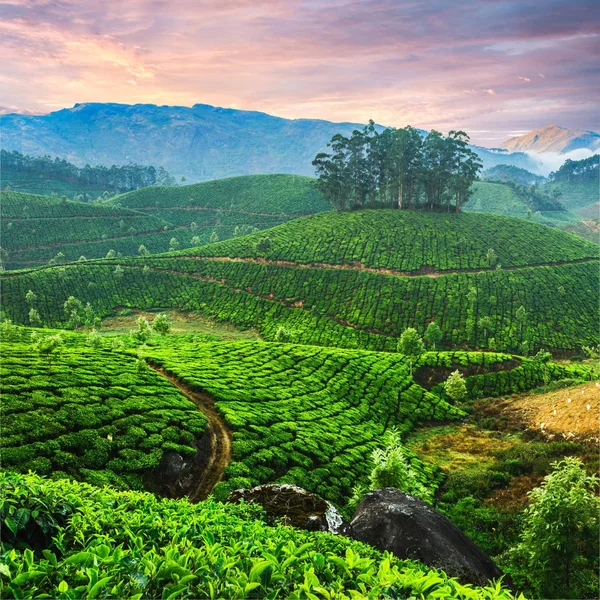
top-left (1, 131), bottom-right (598, 599)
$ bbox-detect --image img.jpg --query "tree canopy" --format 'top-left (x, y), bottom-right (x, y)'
top-left (312, 123), bottom-right (482, 212)
top-left (1, 149), bottom-right (177, 196)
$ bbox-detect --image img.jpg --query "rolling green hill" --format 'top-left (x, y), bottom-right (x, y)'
top-left (0, 176), bottom-right (329, 270)
top-left (1, 170), bottom-right (106, 199)
top-left (465, 182), bottom-right (528, 218)
top-left (465, 181), bottom-right (584, 230)
top-left (546, 181), bottom-right (599, 211)
top-left (113, 173), bottom-right (329, 223)
top-left (0, 191), bottom-right (171, 270)
top-left (3, 210), bottom-right (597, 353)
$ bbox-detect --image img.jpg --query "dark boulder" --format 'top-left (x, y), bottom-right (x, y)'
top-left (351, 488), bottom-right (505, 587)
top-left (227, 484), bottom-right (352, 536)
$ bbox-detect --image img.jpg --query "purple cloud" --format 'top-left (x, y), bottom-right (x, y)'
top-left (0, 0), bottom-right (598, 144)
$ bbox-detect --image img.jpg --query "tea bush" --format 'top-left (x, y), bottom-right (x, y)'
top-left (1, 339), bottom-right (206, 489)
top-left (0, 471), bottom-right (522, 599)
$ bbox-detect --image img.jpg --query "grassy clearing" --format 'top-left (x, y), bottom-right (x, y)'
top-left (406, 424), bottom-right (518, 473)
top-left (101, 309), bottom-right (261, 341)
top-left (482, 381), bottom-right (600, 442)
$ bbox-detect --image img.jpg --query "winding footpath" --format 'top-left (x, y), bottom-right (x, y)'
top-left (147, 362), bottom-right (232, 502)
top-left (184, 255), bottom-right (599, 279)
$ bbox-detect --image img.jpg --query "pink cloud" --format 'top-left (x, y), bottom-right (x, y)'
top-left (0, 0), bottom-right (598, 143)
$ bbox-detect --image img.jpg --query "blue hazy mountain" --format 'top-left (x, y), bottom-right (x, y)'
top-left (1, 102), bottom-right (541, 181)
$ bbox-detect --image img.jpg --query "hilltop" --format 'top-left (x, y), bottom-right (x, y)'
top-left (113, 173), bottom-right (329, 224)
top-left (0, 176), bottom-right (327, 269)
top-left (1, 102), bottom-right (543, 180)
top-left (502, 125), bottom-right (600, 154)
top-left (3, 210), bottom-right (597, 353)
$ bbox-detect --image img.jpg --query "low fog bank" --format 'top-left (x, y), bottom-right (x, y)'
top-left (528, 149), bottom-right (600, 177)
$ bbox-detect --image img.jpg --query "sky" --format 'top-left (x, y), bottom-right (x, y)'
top-left (0, 0), bottom-right (599, 145)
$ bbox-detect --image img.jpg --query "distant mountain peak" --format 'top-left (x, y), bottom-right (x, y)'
top-left (502, 125), bottom-right (600, 154)
top-left (0, 101), bottom-right (545, 180)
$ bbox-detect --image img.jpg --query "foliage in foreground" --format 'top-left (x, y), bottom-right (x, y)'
top-left (0, 472), bottom-right (521, 599)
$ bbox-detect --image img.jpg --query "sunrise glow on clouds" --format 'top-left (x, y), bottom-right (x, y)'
top-left (0, 0), bottom-right (598, 144)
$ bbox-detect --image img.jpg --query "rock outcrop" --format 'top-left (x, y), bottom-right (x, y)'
top-left (227, 484), bottom-right (352, 536)
top-left (351, 488), bottom-right (505, 587)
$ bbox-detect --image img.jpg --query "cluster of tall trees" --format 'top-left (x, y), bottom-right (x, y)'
top-left (1, 150), bottom-right (177, 193)
top-left (312, 122), bottom-right (482, 212)
top-left (549, 154), bottom-right (599, 184)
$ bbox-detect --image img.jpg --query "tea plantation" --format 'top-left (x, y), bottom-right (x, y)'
top-left (1, 471), bottom-right (523, 599)
top-left (0, 191), bottom-right (170, 269)
top-left (113, 173), bottom-right (330, 225)
top-left (1, 334), bottom-right (206, 491)
top-left (144, 341), bottom-right (593, 504)
top-left (3, 210), bottom-right (598, 352)
top-left (0, 175), bottom-right (330, 269)
top-left (187, 210), bottom-right (597, 270)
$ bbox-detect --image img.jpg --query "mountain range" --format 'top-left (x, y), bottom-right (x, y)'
top-left (1, 102), bottom-right (542, 181)
top-left (502, 125), bottom-right (600, 154)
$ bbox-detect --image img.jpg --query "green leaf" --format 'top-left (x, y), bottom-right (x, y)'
top-left (88, 577), bottom-right (112, 599)
top-left (249, 560), bottom-right (273, 583)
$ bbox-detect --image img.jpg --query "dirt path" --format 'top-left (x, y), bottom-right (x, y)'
top-left (147, 362), bottom-right (232, 501)
top-left (182, 255), bottom-right (599, 279)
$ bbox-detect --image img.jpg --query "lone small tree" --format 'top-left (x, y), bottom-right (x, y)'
top-left (209, 231), bottom-right (219, 243)
top-left (169, 237), bottom-right (180, 251)
top-left (486, 248), bottom-right (497, 267)
top-left (511, 458), bottom-right (599, 599)
top-left (397, 327), bottom-right (425, 376)
top-left (515, 305), bottom-right (527, 335)
top-left (274, 326), bottom-right (292, 343)
top-left (152, 313), bottom-right (171, 335)
top-left (63, 296), bottom-right (83, 329)
top-left (31, 331), bottom-right (64, 364)
top-left (424, 322), bottom-right (442, 350)
top-left (533, 349), bottom-right (552, 387)
top-left (478, 315), bottom-right (493, 345)
top-left (25, 290), bottom-right (37, 307)
top-left (28, 308), bottom-right (42, 327)
top-left (255, 236), bottom-right (272, 254)
top-left (191, 235), bottom-right (201, 246)
top-left (138, 244), bottom-right (150, 257)
top-left (87, 328), bottom-right (103, 350)
top-left (105, 249), bottom-right (116, 259)
top-left (363, 428), bottom-right (434, 505)
top-left (114, 265), bottom-right (124, 279)
top-left (444, 370), bottom-right (467, 402)
top-left (131, 316), bottom-right (152, 345)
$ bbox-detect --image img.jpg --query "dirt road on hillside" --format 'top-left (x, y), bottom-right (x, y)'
top-left (148, 362), bottom-right (232, 501)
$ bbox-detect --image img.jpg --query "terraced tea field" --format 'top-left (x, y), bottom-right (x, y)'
top-left (1, 337), bottom-right (207, 491)
top-left (0, 175), bottom-right (330, 269)
top-left (113, 173), bottom-right (330, 225)
top-left (3, 211), bottom-right (597, 353)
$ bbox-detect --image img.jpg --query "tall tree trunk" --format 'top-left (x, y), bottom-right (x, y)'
top-left (398, 179), bottom-right (403, 210)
